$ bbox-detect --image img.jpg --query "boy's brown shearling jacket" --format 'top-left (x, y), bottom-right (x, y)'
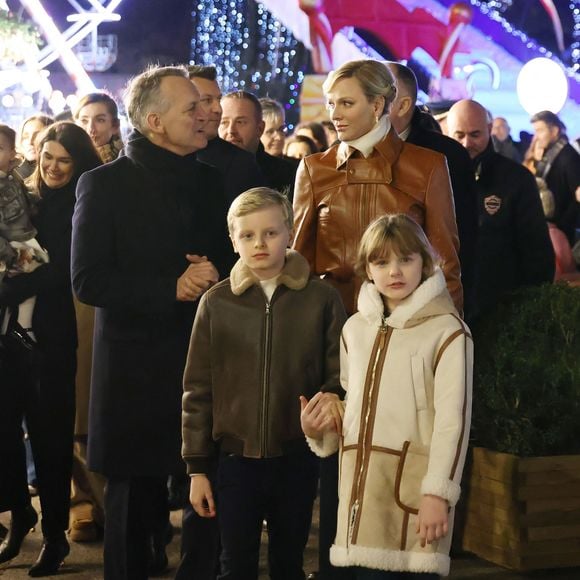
top-left (181, 250), bottom-right (346, 474)
top-left (293, 128), bottom-right (462, 314)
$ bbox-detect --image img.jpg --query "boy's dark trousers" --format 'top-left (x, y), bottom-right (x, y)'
top-left (217, 450), bottom-right (319, 580)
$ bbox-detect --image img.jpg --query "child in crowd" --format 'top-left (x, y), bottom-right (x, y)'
top-left (182, 187), bottom-right (346, 579)
top-left (0, 124), bottom-right (48, 345)
top-left (301, 214), bottom-right (473, 579)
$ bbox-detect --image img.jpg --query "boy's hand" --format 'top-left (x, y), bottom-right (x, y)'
top-left (416, 494), bottom-right (449, 547)
top-left (299, 392), bottom-right (343, 438)
top-left (189, 474), bottom-right (216, 518)
top-left (177, 255), bottom-right (219, 301)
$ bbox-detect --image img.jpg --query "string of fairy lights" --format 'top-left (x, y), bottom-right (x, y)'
top-left (191, 0), bottom-right (579, 120)
top-left (190, 0), bottom-right (311, 129)
top-left (570, 0), bottom-right (580, 73)
top-left (474, 0), bottom-right (580, 74)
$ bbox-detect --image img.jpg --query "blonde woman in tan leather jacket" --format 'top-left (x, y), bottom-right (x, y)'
top-left (293, 59), bottom-right (462, 316)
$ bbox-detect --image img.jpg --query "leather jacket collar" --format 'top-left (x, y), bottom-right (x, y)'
top-left (334, 126), bottom-right (404, 172)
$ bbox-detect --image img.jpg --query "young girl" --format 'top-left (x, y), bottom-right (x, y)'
top-left (301, 214), bottom-right (473, 579)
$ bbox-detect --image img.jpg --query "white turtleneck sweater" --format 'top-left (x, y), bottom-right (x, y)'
top-left (337, 115), bottom-right (391, 159)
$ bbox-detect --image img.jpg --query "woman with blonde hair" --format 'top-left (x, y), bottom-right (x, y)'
top-left (293, 59), bottom-right (461, 315)
top-left (292, 58), bottom-right (461, 580)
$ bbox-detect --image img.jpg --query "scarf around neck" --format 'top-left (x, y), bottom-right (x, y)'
top-left (535, 137), bottom-right (567, 179)
top-left (338, 115), bottom-right (390, 159)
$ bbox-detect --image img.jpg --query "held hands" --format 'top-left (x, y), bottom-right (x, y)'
top-left (416, 494), bottom-right (449, 547)
top-left (189, 475), bottom-right (216, 518)
top-left (177, 254), bottom-right (219, 302)
top-left (299, 392), bottom-right (344, 439)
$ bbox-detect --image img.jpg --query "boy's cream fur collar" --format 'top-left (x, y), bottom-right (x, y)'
top-left (358, 267), bottom-right (455, 329)
top-left (230, 249), bottom-right (310, 296)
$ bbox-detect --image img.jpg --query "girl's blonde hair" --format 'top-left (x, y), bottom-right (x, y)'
top-left (323, 59), bottom-right (397, 117)
top-left (355, 214), bottom-right (438, 281)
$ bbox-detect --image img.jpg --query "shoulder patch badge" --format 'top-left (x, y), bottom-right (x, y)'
top-left (484, 195), bottom-right (502, 215)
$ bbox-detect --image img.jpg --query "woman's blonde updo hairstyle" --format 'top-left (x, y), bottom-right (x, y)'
top-left (322, 59), bottom-right (397, 117)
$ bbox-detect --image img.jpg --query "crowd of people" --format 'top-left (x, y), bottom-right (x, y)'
top-left (0, 57), bottom-right (578, 580)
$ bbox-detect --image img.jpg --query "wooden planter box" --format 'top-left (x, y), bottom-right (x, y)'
top-left (462, 447), bottom-right (580, 571)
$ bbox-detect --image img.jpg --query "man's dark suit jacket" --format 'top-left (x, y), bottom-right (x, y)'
top-left (197, 137), bottom-right (265, 205)
top-left (544, 143), bottom-right (580, 244)
top-left (407, 107), bottom-right (479, 319)
top-left (256, 143), bottom-right (298, 202)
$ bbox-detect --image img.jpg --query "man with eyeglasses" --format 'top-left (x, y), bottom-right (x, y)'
top-left (188, 65), bottom-right (264, 204)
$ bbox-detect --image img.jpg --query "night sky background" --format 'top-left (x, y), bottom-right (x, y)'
top-left (7, 0), bottom-right (193, 72)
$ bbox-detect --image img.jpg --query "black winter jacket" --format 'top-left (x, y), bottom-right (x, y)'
top-left (472, 144), bottom-right (554, 318)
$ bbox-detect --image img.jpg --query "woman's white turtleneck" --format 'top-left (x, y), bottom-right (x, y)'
top-left (338, 115), bottom-right (391, 159)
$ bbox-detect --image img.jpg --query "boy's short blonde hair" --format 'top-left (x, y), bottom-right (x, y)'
top-left (227, 187), bottom-right (293, 235)
top-left (355, 214), bottom-right (438, 282)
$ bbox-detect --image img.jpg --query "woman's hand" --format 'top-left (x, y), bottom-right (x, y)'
top-left (416, 494), bottom-right (449, 547)
top-left (299, 391), bottom-right (343, 438)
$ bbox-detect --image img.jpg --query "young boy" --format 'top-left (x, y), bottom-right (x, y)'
top-left (0, 124), bottom-right (48, 344)
top-left (181, 187), bottom-right (346, 579)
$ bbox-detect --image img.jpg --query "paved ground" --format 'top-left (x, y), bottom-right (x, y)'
top-left (1, 498), bottom-right (578, 579)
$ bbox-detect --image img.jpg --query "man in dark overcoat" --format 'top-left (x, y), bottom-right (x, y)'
top-left (447, 99), bottom-right (555, 320)
top-left (531, 110), bottom-right (580, 244)
top-left (71, 65), bottom-right (232, 579)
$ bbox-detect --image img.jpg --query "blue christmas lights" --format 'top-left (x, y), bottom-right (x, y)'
top-left (191, 0), bottom-right (310, 129)
top-left (472, 0), bottom-right (580, 76)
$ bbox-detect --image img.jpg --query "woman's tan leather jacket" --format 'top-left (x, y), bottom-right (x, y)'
top-left (292, 128), bottom-right (462, 314)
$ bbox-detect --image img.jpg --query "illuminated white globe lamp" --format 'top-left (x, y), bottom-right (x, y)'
top-left (21, 95), bottom-right (34, 108)
top-left (1, 94), bottom-right (15, 108)
top-left (517, 57), bottom-right (568, 115)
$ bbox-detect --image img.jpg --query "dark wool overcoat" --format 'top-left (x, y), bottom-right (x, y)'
top-left (71, 131), bottom-right (233, 478)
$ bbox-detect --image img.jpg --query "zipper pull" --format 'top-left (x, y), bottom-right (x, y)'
top-left (265, 302), bottom-right (271, 314)
top-left (381, 315), bottom-right (388, 332)
top-left (348, 500), bottom-right (359, 545)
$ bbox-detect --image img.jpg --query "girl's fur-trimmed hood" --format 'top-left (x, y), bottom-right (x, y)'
top-left (357, 267), bottom-right (457, 329)
top-left (229, 249), bottom-right (310, 295)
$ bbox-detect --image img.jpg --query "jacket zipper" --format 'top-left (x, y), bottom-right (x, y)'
top-left (348, 317), bottom-right (389, 546)
top-left (260, 301), bottom-right (272, 456)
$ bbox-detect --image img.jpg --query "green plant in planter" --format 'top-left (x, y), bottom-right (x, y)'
top-left (472, 283), bottom-right (580, 457)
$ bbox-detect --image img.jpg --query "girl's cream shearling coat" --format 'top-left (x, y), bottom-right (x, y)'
top-left (308, 268), bottom-right (473, 576)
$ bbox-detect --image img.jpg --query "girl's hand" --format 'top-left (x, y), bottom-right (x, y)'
top-left (299, 392), bottom-right (343, 438)
top-left (416, 494), bottom-right (449, 547)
